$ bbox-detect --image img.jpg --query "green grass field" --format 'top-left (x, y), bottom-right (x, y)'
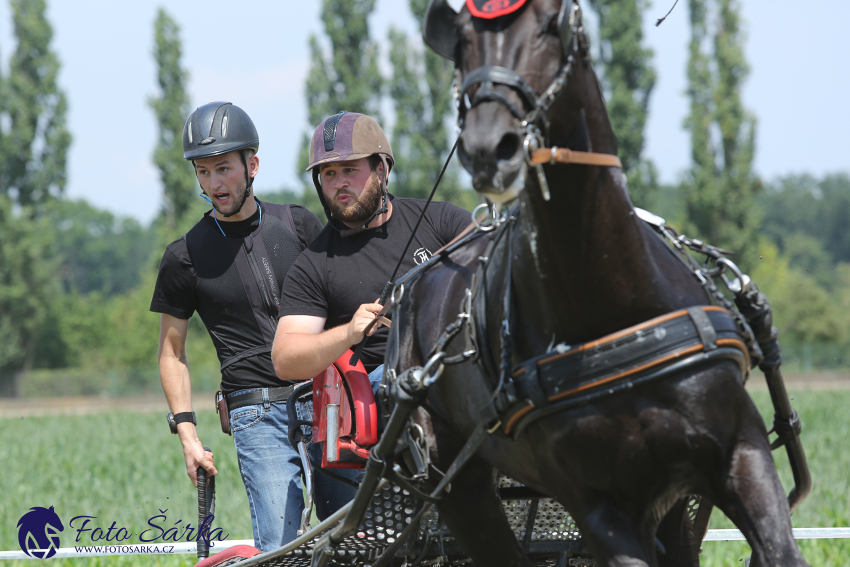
top-left (1, 387), bottom-right (848, 566)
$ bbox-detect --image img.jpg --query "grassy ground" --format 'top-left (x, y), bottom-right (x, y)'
top-left (1, 386), bottom-right (847, 566)
top-left (0, 409), bottom-right (249, 566)
top-left (699, 387), bottom-right (850, 566)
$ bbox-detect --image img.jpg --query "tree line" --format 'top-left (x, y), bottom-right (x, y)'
top-left (0, 0), bottom-right (847, 397)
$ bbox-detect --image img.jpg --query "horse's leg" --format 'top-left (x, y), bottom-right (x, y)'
top-left (711, 437), bottom-right (809, 566)
top-left (559, 494), bottom-right (654, 567)
top-left (655, 497), bottom-right (701, 567)
top-left (435, 455), bottom-right (535, 567)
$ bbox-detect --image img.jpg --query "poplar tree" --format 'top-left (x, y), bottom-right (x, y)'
top-left (386, 0), bottom-right (474, 208)
top-left (297, 0), bottom-right (383, 214)
top-left (684, 0), bottom-right (759, 267)
top-left (0, 0), bottom-right (70, 209)
top-left (588, 0), bottom-right (657, 206)
top-left (149, 8), bottom-right (194, 229)
top-left (0, 0), bottom-right (69, 396)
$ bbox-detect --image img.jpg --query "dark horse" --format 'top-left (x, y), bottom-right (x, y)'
top-left (388, 0), bottom-right (810, 566)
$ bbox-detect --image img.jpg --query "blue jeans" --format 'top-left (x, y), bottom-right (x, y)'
top-left (230, 366), bottom-right (384, 551)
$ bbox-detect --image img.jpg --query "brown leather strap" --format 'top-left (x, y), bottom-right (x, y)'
top-left (432, 212), bottom-right (489, 256)
top-left (530, 147), bottom-right (622, 168)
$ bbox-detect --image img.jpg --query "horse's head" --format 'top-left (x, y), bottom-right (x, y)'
top-left (424, 0), bottom-right (599, 204)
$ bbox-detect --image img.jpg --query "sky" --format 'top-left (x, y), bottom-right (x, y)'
top-left (0, 0), bottom-right (847, 225)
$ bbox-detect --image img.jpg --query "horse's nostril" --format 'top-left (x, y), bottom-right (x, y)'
top-left (495, 133), bottom-right (520, 162)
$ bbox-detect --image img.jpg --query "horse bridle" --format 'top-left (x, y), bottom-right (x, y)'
top-left (451, 0), bottom-right (621, 200)
top-left (457, 0), bottom-right (585, 131)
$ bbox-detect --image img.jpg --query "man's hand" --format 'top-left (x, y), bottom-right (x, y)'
top-left (346, 301), bottom-right (386, 343)
top-left (182, 436), bottom-right (217, 488)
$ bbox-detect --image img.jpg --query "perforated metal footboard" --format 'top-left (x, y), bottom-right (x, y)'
top-left (230, 476), bottom-right (593, 567)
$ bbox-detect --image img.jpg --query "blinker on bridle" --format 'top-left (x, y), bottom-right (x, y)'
top-left (454, 0), bottom-right (622, 201)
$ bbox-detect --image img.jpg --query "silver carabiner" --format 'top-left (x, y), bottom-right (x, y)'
top-left (718, 257), bottom-right (751, 296)
top-left (418, 351), bottom-right (447, 388)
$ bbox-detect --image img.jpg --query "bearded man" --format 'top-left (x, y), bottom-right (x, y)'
top-left (272, 111), bottom-right (470, 402)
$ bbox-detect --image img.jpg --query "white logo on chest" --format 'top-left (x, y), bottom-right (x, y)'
top-left (413, 247), bottom-right (432, 265)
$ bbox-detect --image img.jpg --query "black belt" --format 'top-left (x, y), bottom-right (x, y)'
top-left (226, 386), bottom-right (297, 411)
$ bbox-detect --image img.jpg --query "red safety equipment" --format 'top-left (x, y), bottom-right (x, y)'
top-left (312, 352), bottom-right (379, 468)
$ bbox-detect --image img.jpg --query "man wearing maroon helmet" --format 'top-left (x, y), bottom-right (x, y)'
top-left (272, 111), bottom-right (470, 400)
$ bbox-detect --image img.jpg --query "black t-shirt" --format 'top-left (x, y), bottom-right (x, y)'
top-left (150, 202), bottom-right (324, 395)
top-left (279, 195), bottom-right (471, 372)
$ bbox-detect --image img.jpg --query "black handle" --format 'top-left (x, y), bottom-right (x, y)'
top-left (197, 446), bottom-right (214, 559)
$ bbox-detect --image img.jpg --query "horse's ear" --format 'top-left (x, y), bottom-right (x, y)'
top-left (557, 1), bottom-right (573, 56)
top-left (423, 0), bottom-right (460, 62)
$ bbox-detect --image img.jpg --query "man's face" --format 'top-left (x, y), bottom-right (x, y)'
top-left (319, 158), bottom-right (383, 226)
top-left (194, 151), bottom-right (257, 218)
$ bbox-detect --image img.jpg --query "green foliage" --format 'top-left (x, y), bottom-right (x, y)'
top-left (305, 0), bottom-right (383, 126)
top-left (149, 8), bottom-right (195, 229)
top-left (587, 0), bottom-right (657, 206)
top-left (0, 0), bottom-right (71, 210)
top-left (258, 186), bottom-right (326, 220)
top-left (700, 388), bottom-right (850, 565)
top-left (759, 173), bottom-right (850, 270)
top-left (0, 0), bottom-right (69, 396)
top-left (385, 0), bottom-right (477, 211)
top-left (749, 240), bottom-right (845, 345)
top-left (683, 0), bottom-right (760, 270)
top-left (43, 199), bottom-right (155, 296)
top-left (0, 197), bottom-right (60, 396)
top-left (298, 0), bottom-right (384, 209)
top-left (0, 410), bottom-right (251, 566)
top-left (298, 0), bottom-right (477, 213)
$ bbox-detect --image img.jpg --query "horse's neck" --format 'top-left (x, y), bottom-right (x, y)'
top-left (511, 104), bottom-right (701, 346)
top-left (513, 169), bottom-right (658, 334)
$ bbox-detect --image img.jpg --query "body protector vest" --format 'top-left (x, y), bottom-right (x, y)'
top-left (184, 201), bottom-right (303, 377)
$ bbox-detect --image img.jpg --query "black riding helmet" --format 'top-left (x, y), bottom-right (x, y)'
top-left (183, 102), bottom-right (260, 215)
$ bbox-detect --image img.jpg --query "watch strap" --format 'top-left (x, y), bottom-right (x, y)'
top-left (167, 411), bottom-right (197, 434)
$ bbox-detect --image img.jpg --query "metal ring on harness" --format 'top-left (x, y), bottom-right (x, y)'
top-left (522, 128), bottom-right (545, 167)
top-left (417, 351), bottom-right (447, 388)
top-left (471, 203), bottom-right (498, 232)
top-left (390, 283), bottom-right (405, 308)
top-left (717, 257), bottom-right (751, 295)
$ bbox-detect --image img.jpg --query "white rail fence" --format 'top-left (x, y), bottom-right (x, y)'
top-left (1, 529), bottom-right (849, 560)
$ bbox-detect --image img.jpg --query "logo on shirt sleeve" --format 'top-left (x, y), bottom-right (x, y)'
top-left (413, 247), bottom-right (432, 265)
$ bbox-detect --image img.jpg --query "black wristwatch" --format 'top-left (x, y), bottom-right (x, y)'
top-left (167, 411), bottom-right (197, 434)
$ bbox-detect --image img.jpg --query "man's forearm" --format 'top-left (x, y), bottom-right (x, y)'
top-left (159, 354), bottom-right (201, 442)
top-left (160, 353), bottom-right (192, 413)
top-left (274, 324), bottom-right (353, 382)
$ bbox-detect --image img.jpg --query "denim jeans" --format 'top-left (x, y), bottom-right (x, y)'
top-left (229, 366), bottom-right (384, 551)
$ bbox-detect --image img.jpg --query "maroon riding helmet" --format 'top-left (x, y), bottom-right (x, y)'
top-left (307, 111), bottom-right (395, 236)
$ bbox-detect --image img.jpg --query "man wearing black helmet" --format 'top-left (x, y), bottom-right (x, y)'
top-left (272, 112), bottom-right (471, 398)
top-left (150, 102), bottom-right (352, 552)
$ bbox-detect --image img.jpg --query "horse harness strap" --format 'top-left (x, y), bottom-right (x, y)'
top-left (500, 306), bottom-right (751, 435)
top-left (529, 147), bottom-right (622, 169)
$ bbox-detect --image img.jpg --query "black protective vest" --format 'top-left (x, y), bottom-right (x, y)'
top-left (184, 201), bottom-right (303, 374)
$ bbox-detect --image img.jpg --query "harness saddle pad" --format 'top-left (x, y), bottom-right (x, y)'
top-left (504, 306), bottom-right (749, 433)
